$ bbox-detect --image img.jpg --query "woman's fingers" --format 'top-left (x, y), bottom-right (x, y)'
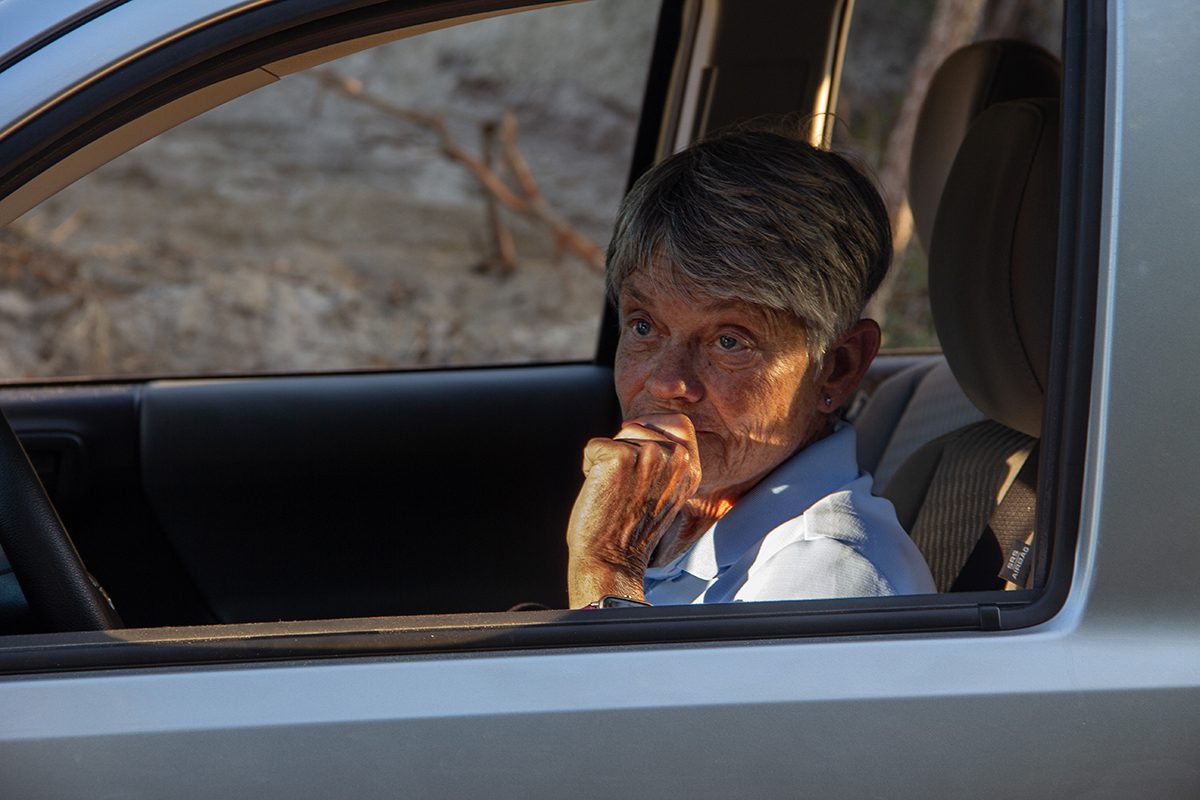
top-left (616, 413), bottom-right (701, 494)
top-left (574, 435), bottom-right (694, 545)
top-left (582, 434), bottom-right (673, 476)
top-left (582, 433), bottom-right (696, 501)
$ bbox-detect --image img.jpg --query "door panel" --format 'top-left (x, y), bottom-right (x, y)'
top-left (3, 364), bottom-right (619, 625)
top-left (141, 365), bottom-right (619, 621)
top-left (2, 384), bottom-right (215, 627)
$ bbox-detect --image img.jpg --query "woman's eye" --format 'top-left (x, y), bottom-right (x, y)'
top-left (717, 334), bottom-right (741, 350)
top-left (632, 319), bottom-right (652, 336)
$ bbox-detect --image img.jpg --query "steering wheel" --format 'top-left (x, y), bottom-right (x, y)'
top-left (0, 410), bottom-right (120, 631)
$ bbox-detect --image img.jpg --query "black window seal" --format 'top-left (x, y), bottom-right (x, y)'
top-left (1000, 0), bottom-right (1106, 629)
top-left (0, 591), bottom-right (1032, 676)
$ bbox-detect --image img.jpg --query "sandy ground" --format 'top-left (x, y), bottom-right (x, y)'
top-left (3, 0), bottom-right (657, 379)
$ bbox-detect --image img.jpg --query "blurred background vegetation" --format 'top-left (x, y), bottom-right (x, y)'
top-left (838, 0), bottom-right (1061, 350)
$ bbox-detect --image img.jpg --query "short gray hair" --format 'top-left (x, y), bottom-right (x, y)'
top-left (606, 129), bottom-right (891, 357)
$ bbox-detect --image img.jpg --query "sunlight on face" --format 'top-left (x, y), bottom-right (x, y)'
top-left (613, 271), bottom-right (827, 503)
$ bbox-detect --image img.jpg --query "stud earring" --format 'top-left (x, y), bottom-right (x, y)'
top-left (824, 396), bottom-right (833, 407)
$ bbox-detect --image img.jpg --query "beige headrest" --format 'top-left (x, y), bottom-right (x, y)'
top-left (930, 98), bottom-right (1059, 437)
top-left (909, 40), bottom-right (1060, 251)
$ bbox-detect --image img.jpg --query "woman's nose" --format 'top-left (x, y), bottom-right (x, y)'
top-left (645, 344), bottom-right (703, 404)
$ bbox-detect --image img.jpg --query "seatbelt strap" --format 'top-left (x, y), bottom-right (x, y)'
top-left (990, 445), bottom-right (1039, 589)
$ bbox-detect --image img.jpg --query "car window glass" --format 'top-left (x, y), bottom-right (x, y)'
top-left (3, 0), bottom-right (660, 379)
top-left (836, 0), bottom-right (1061, 351)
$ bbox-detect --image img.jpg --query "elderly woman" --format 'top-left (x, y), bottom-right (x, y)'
top-left (567, 129), bottom-right (935, 608)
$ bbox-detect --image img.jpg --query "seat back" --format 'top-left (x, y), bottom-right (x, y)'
top-left (856, 40), bottom-right (1060, 483)
top-left (909, 40), bottom-right (1061, 251)
top-left (884, 97), bottom-right (1060, 591)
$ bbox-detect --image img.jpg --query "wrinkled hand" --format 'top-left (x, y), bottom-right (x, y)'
top-left (566, 413), bottom-right (702, 607)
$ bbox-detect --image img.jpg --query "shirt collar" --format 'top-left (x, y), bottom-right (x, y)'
top-left (649, 424), bottom-right (861, 582)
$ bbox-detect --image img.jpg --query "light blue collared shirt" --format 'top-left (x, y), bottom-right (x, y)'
top-left (644, 425), bottom-right (935, 604)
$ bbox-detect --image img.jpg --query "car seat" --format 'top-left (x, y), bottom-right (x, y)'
top-left (856, 40), bottom-right (1061, 488)
top-left (882, 95), bottom-right (1060, 592)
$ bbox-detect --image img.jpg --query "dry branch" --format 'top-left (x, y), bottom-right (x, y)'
top-left (480, 120), bottom-right (517, 275)
top-left (309, 69), bottom-right (604, 273)
top-left (498, 112), bottom-right (605, 270)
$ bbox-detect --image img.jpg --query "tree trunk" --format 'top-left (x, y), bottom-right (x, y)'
top-left (864, 0), bottom-right (986, 326)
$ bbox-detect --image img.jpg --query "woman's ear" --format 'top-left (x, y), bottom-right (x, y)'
top-left (816, 319), bottom-right (882, 414)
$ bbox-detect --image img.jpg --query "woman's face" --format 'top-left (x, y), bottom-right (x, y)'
top-left (614, 271), bottom-right (828, 501)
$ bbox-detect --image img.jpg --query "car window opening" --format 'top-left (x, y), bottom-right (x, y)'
top-left (0, 0), bottom-right (1079, 655)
